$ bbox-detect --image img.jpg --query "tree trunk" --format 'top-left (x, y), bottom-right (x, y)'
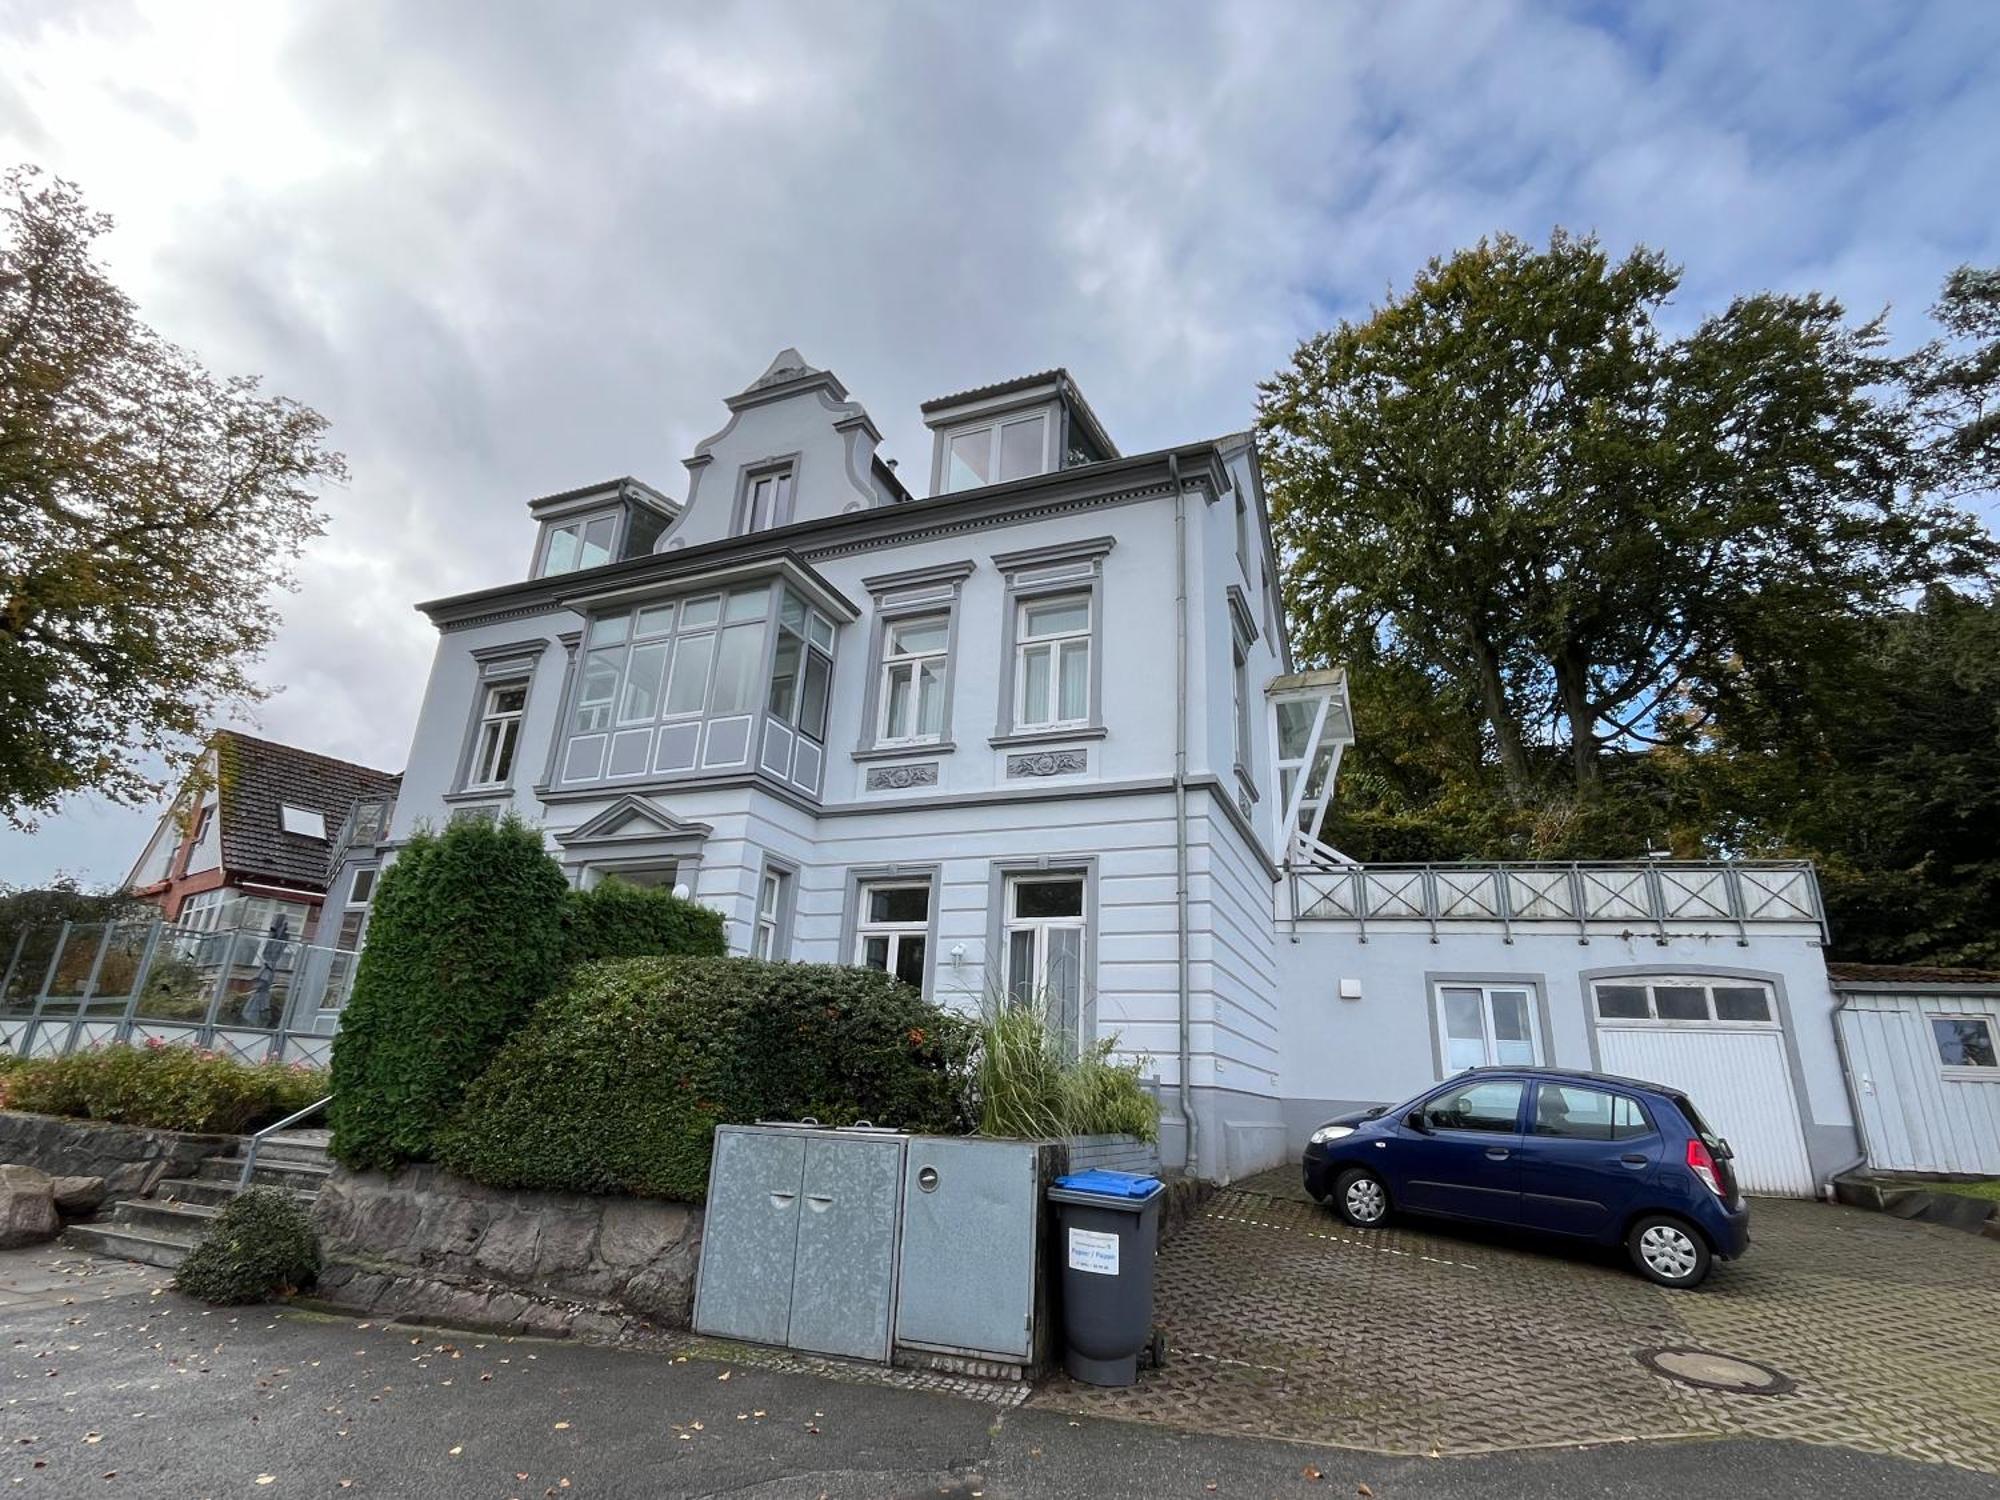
top-left (1555, 649), bottom-right (1601, 794)
top-left (1468, 627), bottom-right (1533, 793)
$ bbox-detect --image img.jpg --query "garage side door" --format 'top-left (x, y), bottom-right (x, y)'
top-left (1596, 1025), bottom-right (1815, 1197)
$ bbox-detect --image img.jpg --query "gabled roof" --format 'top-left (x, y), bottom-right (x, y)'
top-left (213, 732), bottom-right (401, 890)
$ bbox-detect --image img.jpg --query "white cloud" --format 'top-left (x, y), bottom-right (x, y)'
top-left (2, 0), bottom-right (1995, 885)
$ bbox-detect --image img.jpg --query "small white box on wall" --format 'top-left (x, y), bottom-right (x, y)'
top-left (1339, 978), bottom-right (1363, 1001)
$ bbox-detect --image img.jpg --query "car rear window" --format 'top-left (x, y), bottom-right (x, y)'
top-left (1671, 1094), bottom-right (1716, 1140)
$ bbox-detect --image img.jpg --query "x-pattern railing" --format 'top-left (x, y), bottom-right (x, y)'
top-left (1288, 861), bottom-right (1825, 946)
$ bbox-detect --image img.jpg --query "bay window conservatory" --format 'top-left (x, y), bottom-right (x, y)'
top-left (556, 566), bottom-right (850, 799)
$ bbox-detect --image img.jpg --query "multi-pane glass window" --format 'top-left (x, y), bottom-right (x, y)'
top-left (1004, 875), bottom-right (1086, 1044)
top-left (541, 513), bottom-right (618, 577)
top-left (855, 881), bottom-right (930, 989)
top-left (768, 592), bottom-right (834, 742)
top-left (877, 614), bottom-right (948, 744)
top-left (1437, 983), bottom-right (1540, 1072)
top-left (468, 681), bottom-right (528, 788)
top-left (742, 466), bottom-right (794, 533)
top-left (1933, 1016), bottom-right (1998, 1070)
top-left (1015, 594), bottom-right (1090, 729)
top-left (1593, 978), bottom-right (1775, 1025)
top-left (331, 867), bottom-right (377, 960)
top-left (753, 867), bottom-right (788, 959)
top-left (944, 414), bottom-right (1048, 493)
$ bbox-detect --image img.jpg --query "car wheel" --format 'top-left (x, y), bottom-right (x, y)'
top-left (1332, 1167), bottom-right (1391, 1228)
top-left (1627, 1214), bottom-right (1712, 1289)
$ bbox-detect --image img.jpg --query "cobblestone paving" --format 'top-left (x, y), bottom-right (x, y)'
top-left (1030, 1172), bottom-right (2000, 1473)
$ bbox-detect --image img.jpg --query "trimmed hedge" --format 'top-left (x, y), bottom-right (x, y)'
top-left (436, 957), bottom-right (977, 1202)
top-left (561, 879), bottom-right (725, 966)
top-left (330, 816), bottom-right (570, 1171)
top-left (173, 1187), bottom-right (320, 1304)
top-left (0, 1042), bottom-right (328, 1135)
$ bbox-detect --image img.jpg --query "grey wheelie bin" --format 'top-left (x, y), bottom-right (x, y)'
top-left (1046, 1169), bottom-right (1165, 1386)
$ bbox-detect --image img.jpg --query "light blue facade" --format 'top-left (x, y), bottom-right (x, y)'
top-left (376, 351), bottom-right (1860, 1189)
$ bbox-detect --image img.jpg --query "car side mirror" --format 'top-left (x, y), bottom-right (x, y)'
top-left (1405, 1110), bottom-right (1430, 1134)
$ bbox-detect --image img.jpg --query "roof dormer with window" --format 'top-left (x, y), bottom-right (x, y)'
top-left (919, 369), bottom-right (1118, 497)
top-left (528, 478), bottom-right (679, 580)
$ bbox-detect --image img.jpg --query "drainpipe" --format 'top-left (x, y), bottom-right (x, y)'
top-left (1170, 451), bottom-right (1200, 1181)
top-left (1823, 993), bottom-right (1872, 1197)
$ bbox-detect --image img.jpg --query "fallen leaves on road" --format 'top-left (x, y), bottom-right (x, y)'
top-left (1302, 1466), bottom-right (1322, 1482)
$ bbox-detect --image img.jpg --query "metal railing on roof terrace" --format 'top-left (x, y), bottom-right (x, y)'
top-left (1287, 860), bottom-right (1826, 947)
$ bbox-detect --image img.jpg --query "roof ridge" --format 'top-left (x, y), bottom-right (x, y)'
top-left (213, 728), bottom-right (401, 783)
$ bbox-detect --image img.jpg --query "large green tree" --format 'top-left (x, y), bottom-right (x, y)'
top-left (1259, 231), bottom-right (1996, 808)
top-left (0, 166), bottom-right (344, 827)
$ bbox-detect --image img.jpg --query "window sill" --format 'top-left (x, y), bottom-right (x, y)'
top-left (1940, 1066), bottom-right (2000, 1084)
top-left (852, 740), bottom-right (957, 763)
top-left (441, 786), bottom-right (515, 804)
top-left (988, 725), bottom-right (1108, 749)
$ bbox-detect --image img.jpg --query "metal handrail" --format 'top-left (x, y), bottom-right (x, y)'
top-left (237, 1094), bottom-right (334, 1191)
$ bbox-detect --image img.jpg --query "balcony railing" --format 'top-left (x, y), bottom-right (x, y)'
top-left (1287, 860), bottom-right (1825, 946)
top-left (0, 916), bottom-right (359, 1068)
top-left (327, 794), bottom-right (395, 879)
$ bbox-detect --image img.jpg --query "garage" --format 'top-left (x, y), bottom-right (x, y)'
top-left (1590, 974), bottom-right (1818, 1197)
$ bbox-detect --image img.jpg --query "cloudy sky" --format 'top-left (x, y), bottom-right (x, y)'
top-left (2, 0), bottom-right (1997, 887)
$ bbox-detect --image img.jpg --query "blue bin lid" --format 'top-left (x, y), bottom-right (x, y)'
top-left (1052, 1169), bottom-right (1163, 1200)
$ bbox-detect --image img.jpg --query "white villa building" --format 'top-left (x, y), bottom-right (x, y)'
top-left (343, 351), bottom-right (1865, 1193)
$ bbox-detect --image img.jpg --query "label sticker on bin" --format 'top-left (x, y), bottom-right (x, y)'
top-left (1067, 1226), bottom-right (1121, 1276)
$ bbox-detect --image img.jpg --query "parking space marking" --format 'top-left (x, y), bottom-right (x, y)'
top-left (1204, 1209), bottom-right (1475, 1271)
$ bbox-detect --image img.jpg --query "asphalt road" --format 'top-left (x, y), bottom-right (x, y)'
top-left (2, 1251), bottom-right (1995, 1499)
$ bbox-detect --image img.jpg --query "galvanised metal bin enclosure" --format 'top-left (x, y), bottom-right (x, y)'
top-left (894, 1136), bottom-right (1059, 1365)
top-left (1047, 1169), bottom-right (1165, 1387)
top-left (692, 1124), bottom-right (908, 1363)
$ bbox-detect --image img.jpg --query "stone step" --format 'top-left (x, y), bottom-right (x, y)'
top-left (246, 1135), bottom-right (334, 1169)
top-left (109, 1197), bottom-right (222, 1238)
top-left (196, 1156), bottom-right (332, 1192)
top-left (63, 1222), bottom-right (197, 1271)
top-left (152, 1176), bottom-right (317, 1211)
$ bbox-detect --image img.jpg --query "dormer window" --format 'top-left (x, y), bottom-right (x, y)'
top-left (739, 462), bottom-right (796, 534)
top-left (540, 513), bottom-right (618, 577)
top-left (944, 413), bottom-right (1049, 493)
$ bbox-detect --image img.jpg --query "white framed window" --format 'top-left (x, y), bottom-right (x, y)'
top-left (767, 590), bottom-right (835, 742)
top-left (855, 881), bottom-right (930, 989)
top-left (741, 465), bottom-right (795, 534)
top-left (1014, 594), bottom-right (1090, 730)
top-left (1933, 1015), bottom-right (1998, 1074)
top-left (541, 513), bottom-right (618, 577)
top-left (1003, 874), bottom-right (1087, 1042)
top-left (279, 804), bottom-right (326, 839)
top-left (1231, 642), bottom-right (1250, 773)
top-left (177, 889), bottom-right (229, 933)
top-left (752, 865), bottom-right (790, 960)
top-left (877, 614), bottom-right (949, 744)
top-left (468, 681), bottom-right (529, 788)
top-left (1592, 977), bottom-right (1776, 1026)
top-left (1436, 983), bottom-right (1542, 1072)
top-left (943, 414), bottom-right (1048, 494)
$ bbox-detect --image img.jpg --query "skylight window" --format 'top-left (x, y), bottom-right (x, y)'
top-left (280, 805), bottom-right (327, 839)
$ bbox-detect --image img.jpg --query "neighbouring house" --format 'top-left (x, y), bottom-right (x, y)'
top-left (1829, 963), bottom-right (2000, 1178)
top-left (369, 349), bottom-right (1866, 1191)
top-left (124, 730), bottom-right (402, 948)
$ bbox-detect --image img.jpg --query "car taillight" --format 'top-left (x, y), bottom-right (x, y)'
top-left (1687, 1138), bottom-right (1724, 1199)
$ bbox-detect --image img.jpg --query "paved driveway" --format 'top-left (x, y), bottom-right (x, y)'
top-left (1031, 1171), bottom-right (2000, 1474)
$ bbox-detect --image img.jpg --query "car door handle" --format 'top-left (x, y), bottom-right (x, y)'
top-left (1620, 1154), bottom-right (1649, 1168)
top-left (1485, 1148), bottom-right (1510, 1161)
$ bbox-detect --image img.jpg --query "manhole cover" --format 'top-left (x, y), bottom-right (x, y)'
top-left (1639, 1346), bottom-right (1794, 1395)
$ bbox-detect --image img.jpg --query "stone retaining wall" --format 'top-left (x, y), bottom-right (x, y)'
top-left (0, 1110), bottom-right (234, 1199)
top-left (311, 1165), bottom-right (704, 1340)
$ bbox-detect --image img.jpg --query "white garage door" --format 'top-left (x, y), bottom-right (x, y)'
top-left (1592, 977), bottom-right (1816, 1198)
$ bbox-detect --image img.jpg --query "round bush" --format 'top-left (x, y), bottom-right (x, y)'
top-left (172, 1187), bottom-right (320, 1305)
top-left (435, 956), bottom-right (977, 1202)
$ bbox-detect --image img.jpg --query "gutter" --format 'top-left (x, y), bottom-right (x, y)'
top-left (1170, 451), bottom-right (1200, 1180)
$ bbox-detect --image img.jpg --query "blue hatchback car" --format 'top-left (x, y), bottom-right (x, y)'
top-left (1301, 1066), bottom-right (1749, 1288)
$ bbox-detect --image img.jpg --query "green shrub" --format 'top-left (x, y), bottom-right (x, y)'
top-left (0, 1042), bottom-right (328, 1134)
top-left (329, 816), bottom-right (570, 1171)
top-left (172, 1188), bottom-right (319, 1304)
top-left (972, 1004), bottom-right (1159, 1144)
top-left (435, 956), bottom-right (976, 1202)
top-left (560, 879), bottom-right (726, 966)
